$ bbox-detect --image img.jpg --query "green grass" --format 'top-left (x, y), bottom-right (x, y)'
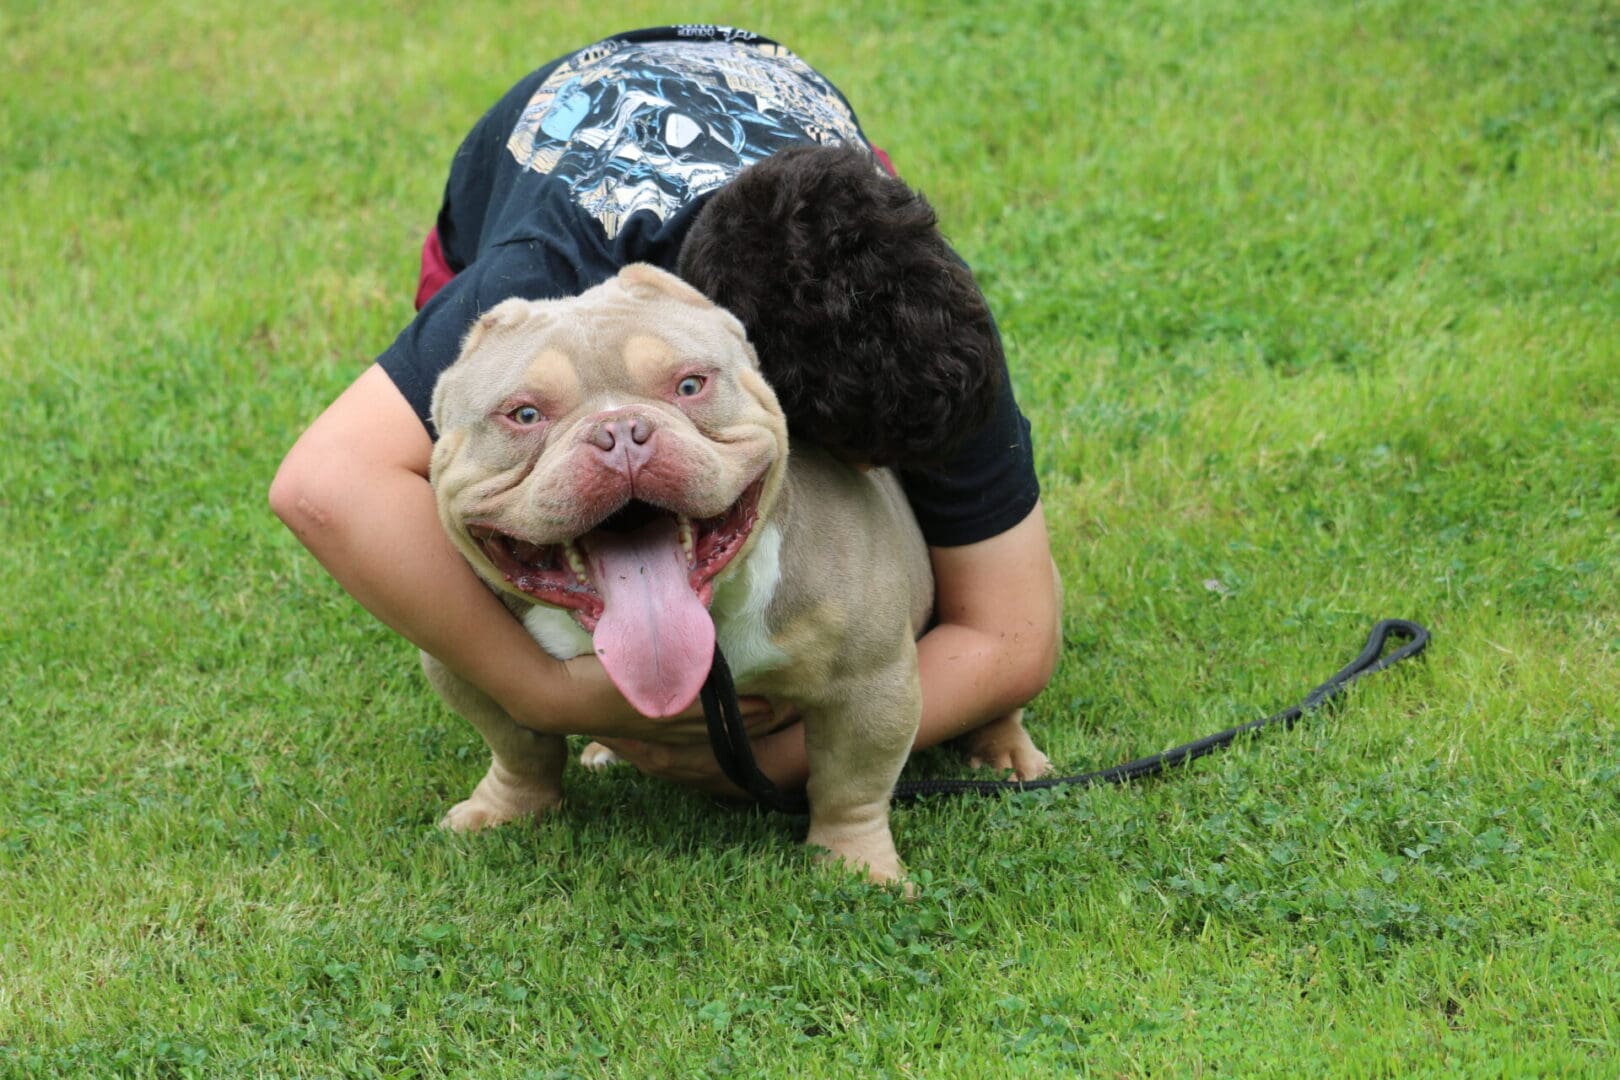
top-left (2, 0), bottom-right (1617, 1075)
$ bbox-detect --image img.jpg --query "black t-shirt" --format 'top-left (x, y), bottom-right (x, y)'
top-left (378, 25), bottom-right (1039, 546)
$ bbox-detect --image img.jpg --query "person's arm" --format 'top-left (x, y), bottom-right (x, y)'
top-left (916, 501), bottom-right (1062, 736)
top-left (269, 364), bottom-right (759, 743)
top-left (596, 501), bottom-right (1062, 793)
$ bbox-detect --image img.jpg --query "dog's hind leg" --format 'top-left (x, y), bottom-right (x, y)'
top-left (421, 651), bottom-right (567, 831)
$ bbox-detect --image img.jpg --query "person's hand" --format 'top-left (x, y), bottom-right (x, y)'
top-left (590, 738), bottom-right (748, 798)
top-left (594, 705), bottom-right (804, 799)
top-left (545, 655), bottom-right (784, 745)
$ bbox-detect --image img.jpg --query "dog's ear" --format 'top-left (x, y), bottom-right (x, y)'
top-left (432, 298), bottom-right (555, 435)
top-left (618, 263), bottom-right (753, 352)
top-left (456, 297), bottom-right (551, 358)
top-left (618, 263), bottom-right (715, 309)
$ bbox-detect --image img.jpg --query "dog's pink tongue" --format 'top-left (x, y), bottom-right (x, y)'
top-left (582, 516), bottom-right (714, 718)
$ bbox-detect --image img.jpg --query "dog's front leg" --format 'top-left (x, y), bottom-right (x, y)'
top-left (420, 652), bottom-right (567, 830)
top-left (800, 656), bottom-right (920, 887)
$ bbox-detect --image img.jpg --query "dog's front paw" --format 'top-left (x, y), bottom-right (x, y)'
top-left (806, 816), bottom-right (910, 894)
top-left (959, 709), bottom-right (1053, 781)
top-left (439, 766), bottom-right (562, 832)
top-left (578, 741), bottom-right (622, 771)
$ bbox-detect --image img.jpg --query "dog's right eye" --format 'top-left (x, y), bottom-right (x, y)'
top-left (508, 405), bottom-right (543, 425)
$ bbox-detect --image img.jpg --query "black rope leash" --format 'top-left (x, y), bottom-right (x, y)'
top-left (699, 640), bottom-right (805, 813)
top-left (701, 618), bottom-right (1430, 816)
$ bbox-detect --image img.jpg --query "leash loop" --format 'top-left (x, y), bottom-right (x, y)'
top-left (699, 619), bottom-right (1429, 812)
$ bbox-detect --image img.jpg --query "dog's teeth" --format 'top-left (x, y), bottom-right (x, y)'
top-left (564, 542), bottom-right (590, 585)
top-left (677, 516), bottom-right (696, 567)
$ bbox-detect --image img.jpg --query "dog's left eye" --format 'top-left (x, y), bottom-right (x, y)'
top-left (508, 405), bottom-right (543, 425)
top-left (675, 375), bottom-right (706, 397)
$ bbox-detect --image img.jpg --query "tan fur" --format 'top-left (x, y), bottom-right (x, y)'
top-left (424, 263), bottom-right (1035, 886)
top-left (620, 333), bottom-right (676, 385)
top-left (520, 348), bottom-right (581, 404)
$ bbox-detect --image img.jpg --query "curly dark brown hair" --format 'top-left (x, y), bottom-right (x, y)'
top-left (676, 143), bottom-right (1002, 467)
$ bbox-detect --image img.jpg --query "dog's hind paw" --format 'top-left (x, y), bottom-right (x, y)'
top-left (579, 741), bottom-right (622, 770)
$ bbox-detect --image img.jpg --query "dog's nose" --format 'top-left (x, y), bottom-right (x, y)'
top-left (585, 411), bottom-right (660, 474)
top-left (588, 414), bottom-right (653, 452)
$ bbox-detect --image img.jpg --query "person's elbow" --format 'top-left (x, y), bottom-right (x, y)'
top-left (271, 364), bottom-right (432, 545)
top-left (269, 439), bottom-right (340, 541)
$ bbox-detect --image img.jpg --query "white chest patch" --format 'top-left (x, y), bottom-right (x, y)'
top-left (709, 522), bottom-right (788, 683)
top-left (522, 604), bottom-right (595, 660)
top-left (519, 522), bottom-right (788, 682)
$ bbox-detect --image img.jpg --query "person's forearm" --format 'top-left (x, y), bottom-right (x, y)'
top-left (272, 459), bottom-right (629, 735)
top-left (270, 363), bottom-right (678, 740)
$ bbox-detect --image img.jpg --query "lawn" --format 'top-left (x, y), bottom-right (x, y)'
top-left (2, 0), bottom-right (1616, 1075)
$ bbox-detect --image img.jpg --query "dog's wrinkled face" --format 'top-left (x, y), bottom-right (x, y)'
top-left (430, 264), bottom-right (789, 717)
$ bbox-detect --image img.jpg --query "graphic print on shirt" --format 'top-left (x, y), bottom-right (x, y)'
top-left (506, 36), bottom-right (863, 236)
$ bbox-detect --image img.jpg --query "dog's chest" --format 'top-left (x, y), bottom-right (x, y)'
top-left (520, 522), bottom-right (788, 684)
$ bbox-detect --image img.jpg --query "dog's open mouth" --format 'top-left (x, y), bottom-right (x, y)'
top-left (464, 478), bottom-right (763, 718)
top-left (468, 478), bottom-right (763, 626)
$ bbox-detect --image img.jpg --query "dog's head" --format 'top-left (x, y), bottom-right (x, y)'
top-left (429, 263), bottom-right (789, 717)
